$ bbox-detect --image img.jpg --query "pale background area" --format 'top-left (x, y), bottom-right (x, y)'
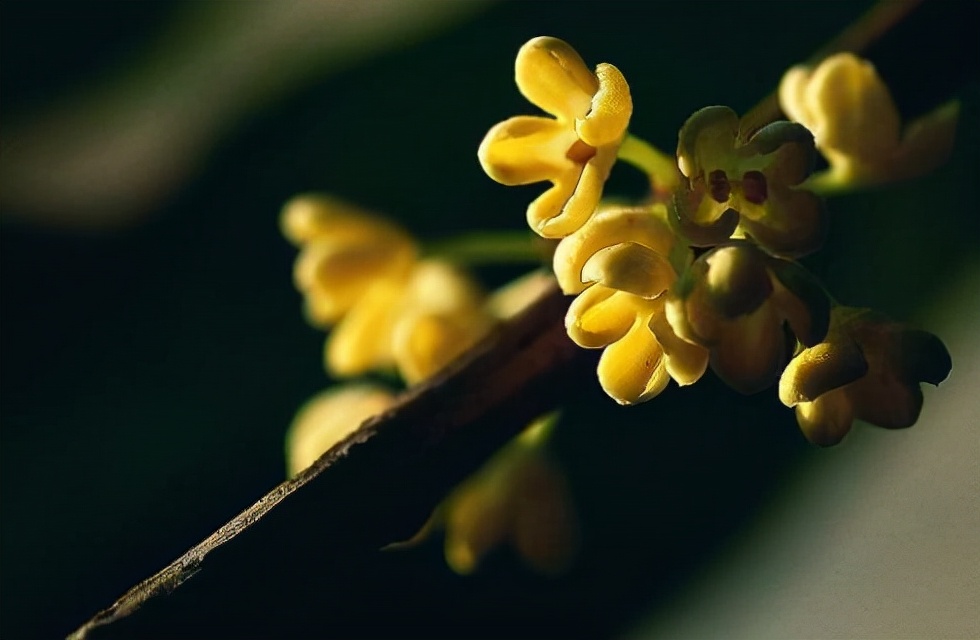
top-left (633, 267), bottom-right (980, 639)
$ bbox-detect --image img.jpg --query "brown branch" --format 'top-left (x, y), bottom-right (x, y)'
top-left (69, 282), bottom-right (592, 639)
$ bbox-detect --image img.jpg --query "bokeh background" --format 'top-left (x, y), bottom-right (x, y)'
top-left (2, 1), bottom-right (978, 638)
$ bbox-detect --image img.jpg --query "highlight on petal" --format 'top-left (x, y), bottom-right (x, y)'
top-left (649, 311), bottom-right (708, 386)
top-left (582, 242), bottom-right (675, 299)
top-left (285, 384), bottom-right (396, 478)
top-left (779, 339), bottom-right (867, 407)
top-left (515, 36), bottom-right (597, 121)
top-left (565, 284), bottom-right (638, 349)
top-left (677, 106), bottom-right (739, 179)
top-left (552, 204), bottom-right (676, 294)
top-left (596, 317), bottom-right (670, 404)
top-left (794, 390), bottom-right (855, 447)
top-left (575, 62), bottom-right (632, 148)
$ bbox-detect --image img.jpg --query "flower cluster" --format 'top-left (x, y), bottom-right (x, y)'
top-left (479, 37), bottom-right (952, 442)
top-left (282, 197), bottom-right (578, 574)
top-left (282, 194), bottom-right (493, 384)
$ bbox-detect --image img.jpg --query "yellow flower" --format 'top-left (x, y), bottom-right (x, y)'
top-left (284, 384), bottom-right (396, 478)
top-left (673, 106), bottom-right (826, 258)
top-left (779, 307), bottom-right (952, 446)
top-left (326, 259), bottom-right (494, 384)
top-left (779, 53), bottom-right (959, 189)
top-left (282, 194), bottom-right (417, 326)
top-left (478, 36), bottom-right (632, 239)
top-left (566, 282), bottom-right (708, 405)
top-left (665, 242), bottom-right (830, 394)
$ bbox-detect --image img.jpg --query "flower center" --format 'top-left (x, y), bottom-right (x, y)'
top-left (708, 169), bottom-right (731, 203)
top-left (566, 139), bottom-right (597, 164)
top-left (741, 170), bottom-right (768, 204)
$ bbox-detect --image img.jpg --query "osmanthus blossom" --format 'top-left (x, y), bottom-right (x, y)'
top-left (478, 36), bottom-right (632, 238)
top-left (779, 306), bottom-right (952, 446)
top-left (665, 242), bottom-right (830, 395)
top-left (779, 52), bottom-right (960, 190)
top-left (673, 106), bottom-right (826, 258)
top-left (557, 205), bottom-right (708, 404)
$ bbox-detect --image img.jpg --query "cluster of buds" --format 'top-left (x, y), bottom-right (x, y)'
top-left (281, 195), bottom-right (577, 574)
top-left (479, 37), bottom-right (953, 444)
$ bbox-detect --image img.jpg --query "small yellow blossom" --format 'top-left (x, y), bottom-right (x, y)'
top-left (779, 307), bottom-right (952, 446)
top-left (779, 53), bottom-right (959, 189)
top-left (566, 283), bottom-right (708, 405)
top-left (665, 242), bottom-right (830, 394)
top-left (285, 384), bottom-right (396, 478)
top-left (282, 194), bottom-right (417, 326)
top-left (674, 106), bottom-right (826, 257)
top-left (326, 259), bottom-right (494, 384)
top-left (478, 36), bottom-right (633, 239)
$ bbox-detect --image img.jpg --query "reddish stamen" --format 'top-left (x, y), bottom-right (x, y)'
top-left (742, 171), bottom-right (768, 204)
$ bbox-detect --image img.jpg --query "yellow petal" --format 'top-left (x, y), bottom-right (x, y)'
top-left (596, 318), bottom-right (670, 404)
top-left (676, 106), bottom-right (739, 179)
top-left (575, 62), bottom-right (632, 148)
top-left (515, 36), bottom-right (597, 121)
top-left (581, 242), bottom-right (675, 298)
top-left (510, 455), bottom-right (579, 575)
top-left (649, 311), bottom-right (709, 386)
top-left (478, 116), bottom-right (577, 186)
top-left (795, 389), bottom-right (855, 446)
top-left (552, 204), bottom-right (675, 294)
top-left (485, 270), bottom-right (556, 320)
top-left (444, 478), bottom-right (510, 575)
top-left (565, 284), bottom-right (641, 349)
top-left (799, 53), bottom-right (901, 160)
top-left (708, 304), bottom-right (785, 394)
top-left (280, 194), bottom-right (412, 247)
top-left (324, 280), bottom-right (401, 376)
top-left (393, 311), bottom-right (494, 385)
top-left (284, 384), bottom-right (396, 477)
top-left (735, 183), bottom-right (826, 258)
top-left (778, 338), bottom-right (867, 407)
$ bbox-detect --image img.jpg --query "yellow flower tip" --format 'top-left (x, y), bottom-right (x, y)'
top-left (284, 384), bottom-right (396, 478)
top-left (795, 391), bottom-right (854, 447)
top-left (552, 204), bottom-right (676, 294)
top-left (515, 37), bottom-right (598, 122)
top-left (778, 337), bottom-right (867, 408)
top-left (582, 242), bottom-right (675, 299)
top-left (393, 310), bottom-right (494, 385)
top-left (564, 284), bottom-right (637, 349)
top-left (445, 539), bottom-right (480, 576)
top-left (596, 318), bottom-right (670, 404)
top-left (575, 62), bottom-right (633, 148)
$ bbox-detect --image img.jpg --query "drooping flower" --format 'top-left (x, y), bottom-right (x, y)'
top-left (404, 415), bottom-right (579, 575)
top-left (282, 194), bottom-right (417, 326)
top-left (665, 242), bottom-right (830, 394)
top-left (285, 384), bottom-right (397, 477)
top-left (779, 53), bottom-right (959, 189)
top-left (779, 306), bottom-right (952, 446)
top-left (673, 106), bottom-right (826, 257)
top-left (478, 36), bottom-right (633, 238)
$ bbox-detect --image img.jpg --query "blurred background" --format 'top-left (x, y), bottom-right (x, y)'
top-left (1, 1), bottom-right (977, 638)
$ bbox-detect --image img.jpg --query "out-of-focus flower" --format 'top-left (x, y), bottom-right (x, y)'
top-left (282, 194), bottom-right (417, 326)
top-left (485, 269), bottom-right (557, 320)
top-left (779, 53), bottom-right (959, 190)
top-left (665, 242), bottom-right (830, 394)
top-left (326, 259), bottom-right (494, 384)
top-left (478, 36), bottom-right (632, 238)
top-left (674, 106), bottom-right (825, 257)
top-left (285, 383), bottom-right (397, 477)
top-left (779, 306), bottom-right (952, 446)
top-left (408, 415), bottom-right (579, 575)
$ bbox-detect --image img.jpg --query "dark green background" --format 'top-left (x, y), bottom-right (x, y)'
top-left (2, 1), bottom-right (977, 638)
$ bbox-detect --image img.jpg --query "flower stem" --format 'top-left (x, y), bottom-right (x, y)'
top-left (617, 134), bottom-right (680, 193)
top-left (424, 230), bottom-right (545, 266)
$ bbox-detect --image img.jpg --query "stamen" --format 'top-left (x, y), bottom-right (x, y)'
top-left (708, 169), bottom-right (731, 203)
top-left (742, 170), bottom-right (768, 204)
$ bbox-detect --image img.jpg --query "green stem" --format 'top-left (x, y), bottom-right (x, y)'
top-left (617, 133), bottom-right (680, 192)
top-left (424, 230), bottom-right (544, 266)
